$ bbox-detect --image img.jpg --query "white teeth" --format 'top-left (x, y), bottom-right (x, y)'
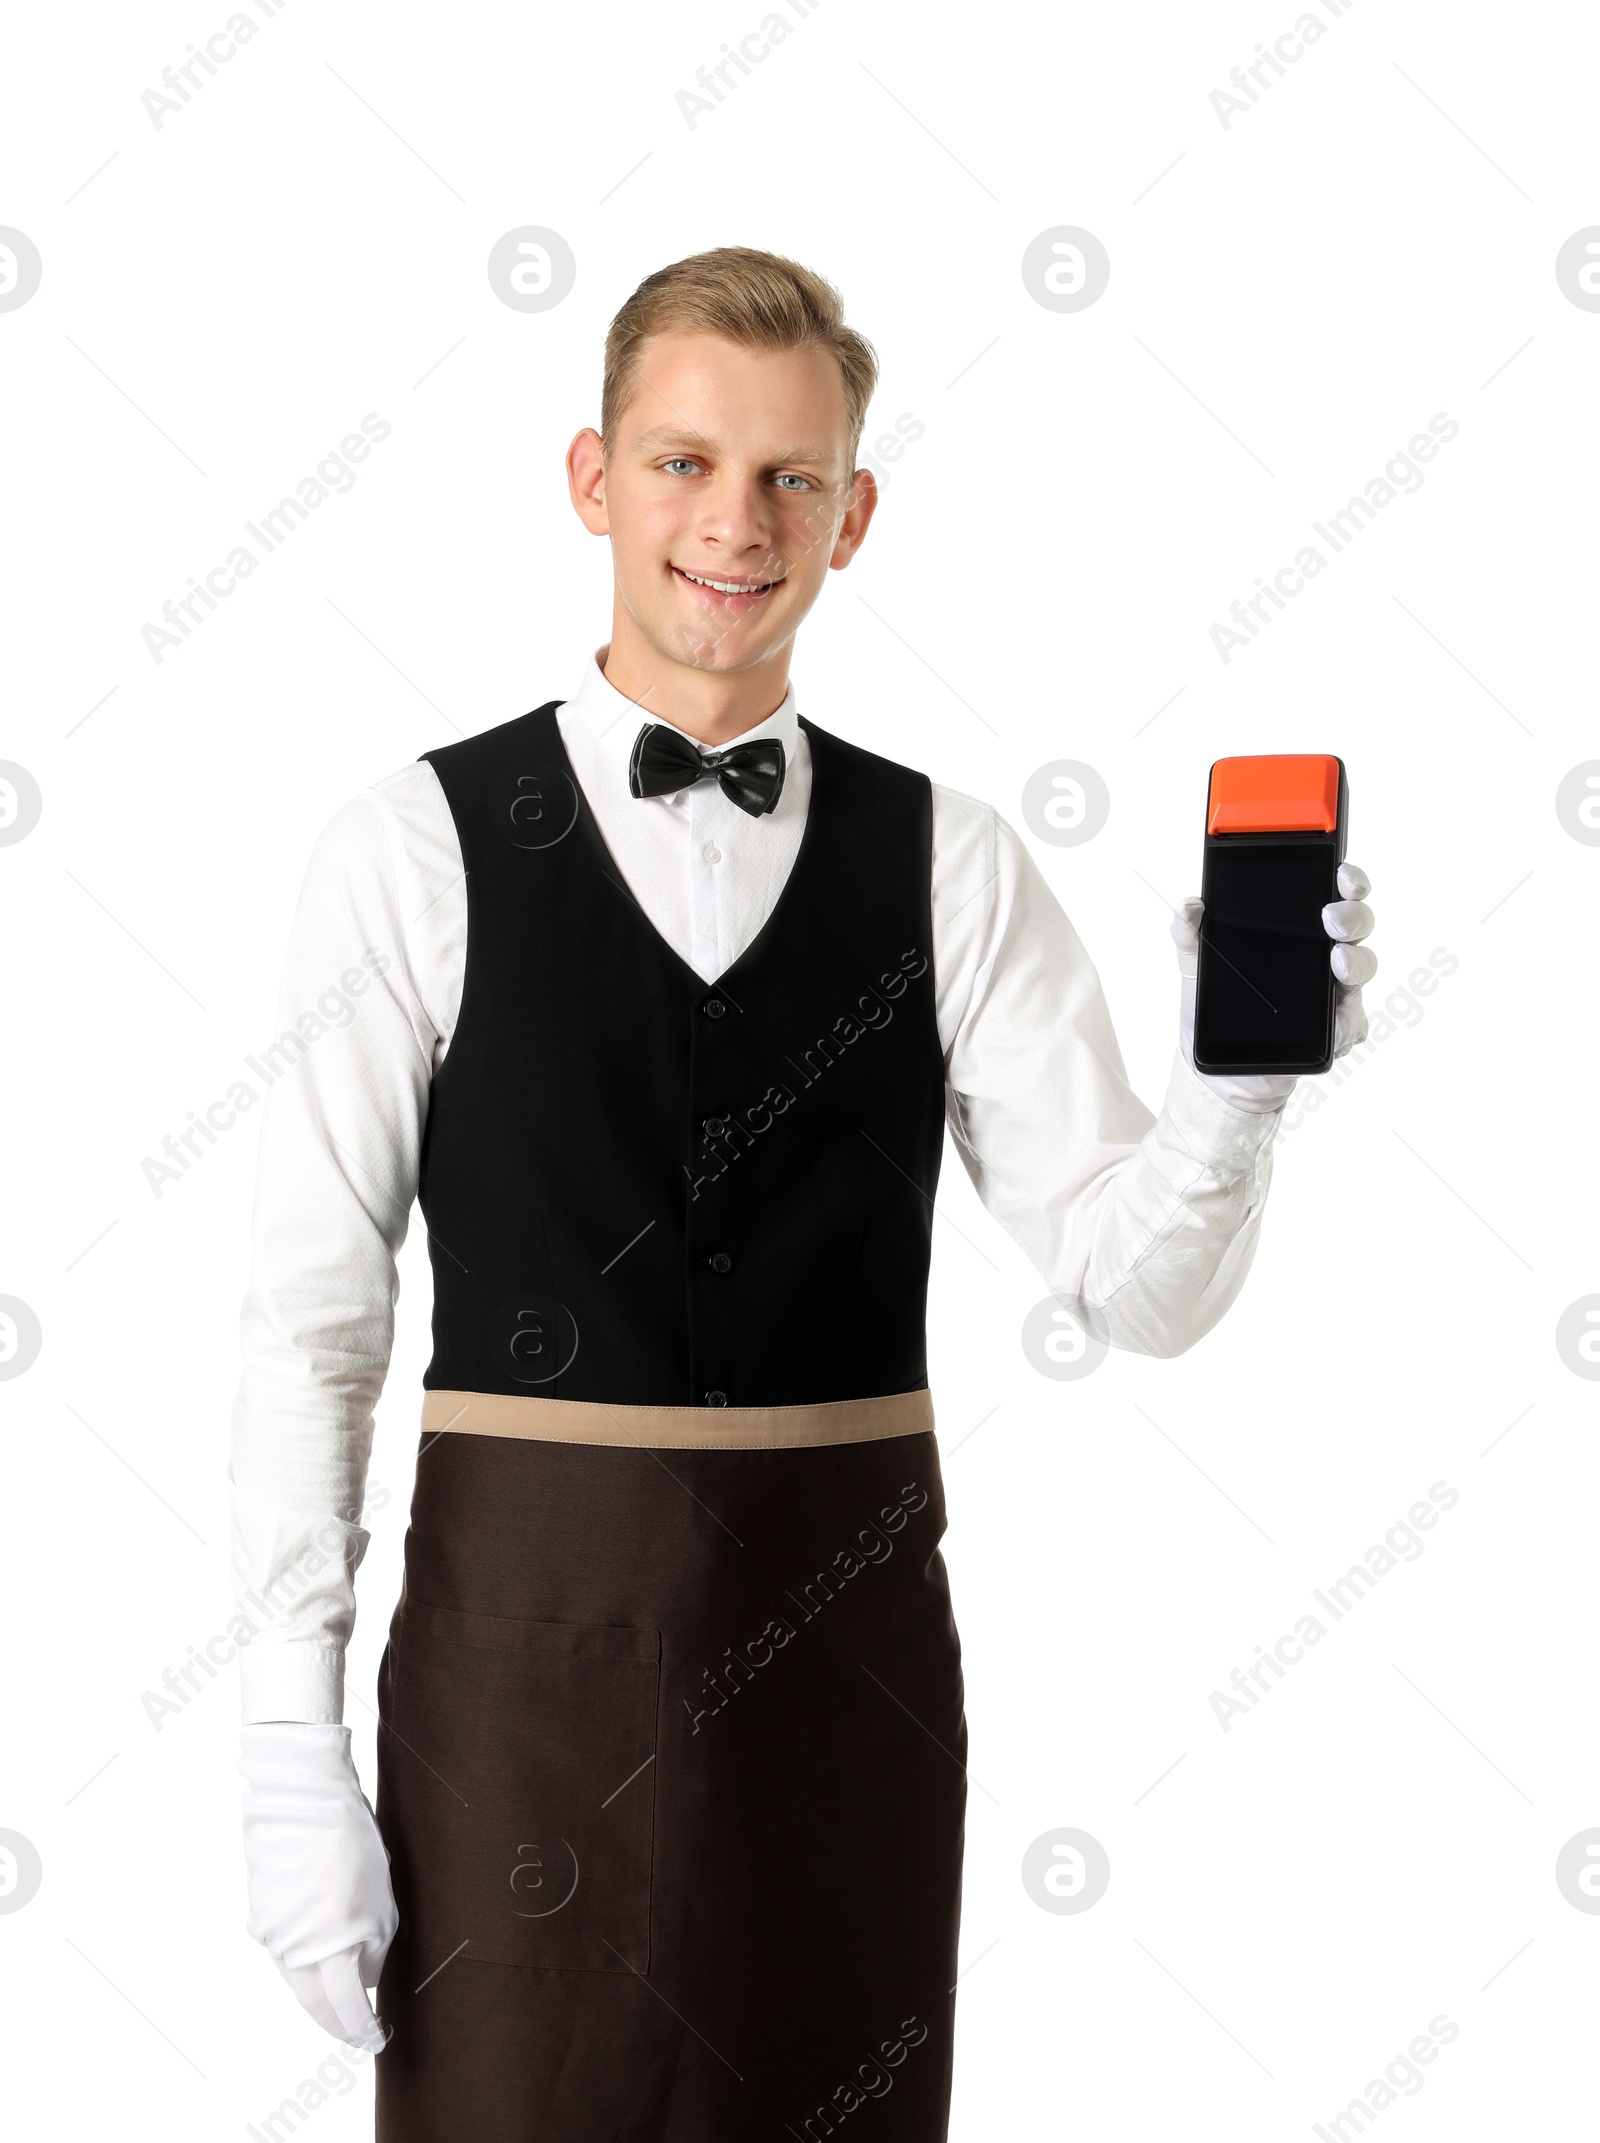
top-left (680, 570), bottom-right (776, 595)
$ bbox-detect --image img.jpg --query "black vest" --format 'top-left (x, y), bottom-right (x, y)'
top-left (416, 702), bottom-right (946, 1408)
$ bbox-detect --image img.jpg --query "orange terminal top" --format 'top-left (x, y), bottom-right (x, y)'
top-left (1207, 754), bottom-right (1341, 835)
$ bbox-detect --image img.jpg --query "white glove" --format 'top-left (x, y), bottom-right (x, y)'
top-left (239, 1722), bottom-right (398, 2053)
top-left (1173, 862), bottom-right (1376, 1111)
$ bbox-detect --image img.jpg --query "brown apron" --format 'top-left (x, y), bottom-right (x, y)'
top-left (374, 1390), bottom-right (967, 2140)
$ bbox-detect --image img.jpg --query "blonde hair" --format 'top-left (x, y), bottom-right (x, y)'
top-left (601, 246), bottom-right (878, 468)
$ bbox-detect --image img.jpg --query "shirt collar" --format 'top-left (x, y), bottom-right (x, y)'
top-left (568, 645), bottom-right (800, 784)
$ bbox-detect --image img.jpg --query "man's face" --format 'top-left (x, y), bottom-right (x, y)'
top-left (573, 329), bottom-right (874, 678)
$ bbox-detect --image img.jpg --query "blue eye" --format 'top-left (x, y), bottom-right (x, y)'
top-left (663, 458), bottom-right (698, 475)
top-left (774, 474), bottom-right (810, 490)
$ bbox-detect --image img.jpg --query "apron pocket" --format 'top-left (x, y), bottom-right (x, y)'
top-left (383, 1599), bottom-right (660, 1973)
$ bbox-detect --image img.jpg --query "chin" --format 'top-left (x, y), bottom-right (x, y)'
top-left (659, 621), bottom-right (776, 674)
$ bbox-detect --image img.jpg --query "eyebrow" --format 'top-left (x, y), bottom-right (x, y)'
top-left (633, 426), bottom-right (839, 464)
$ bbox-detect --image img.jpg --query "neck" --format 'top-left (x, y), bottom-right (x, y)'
top-left (599, 618), bottom-right (791, 746)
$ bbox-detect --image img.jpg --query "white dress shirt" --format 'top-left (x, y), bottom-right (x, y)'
top-left (228, 650), bottom-right (1284, 1724)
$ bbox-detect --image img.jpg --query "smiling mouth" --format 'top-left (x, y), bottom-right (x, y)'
top-left (672, 565), bottom-right (786, 600)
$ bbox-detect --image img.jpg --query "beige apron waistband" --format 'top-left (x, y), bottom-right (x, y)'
top-left (420, 1386), bottom-right (935, 1451)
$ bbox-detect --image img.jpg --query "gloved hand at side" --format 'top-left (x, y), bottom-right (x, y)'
top-left (239, 1722), bottom-right (398, 2053)
top-left (1171, 862), bottom-right (1377, 1112)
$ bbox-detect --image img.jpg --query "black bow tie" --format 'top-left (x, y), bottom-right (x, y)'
top-left (628, 722), bottom-right (786, 819)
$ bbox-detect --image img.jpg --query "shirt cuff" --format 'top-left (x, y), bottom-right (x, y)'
top-left (239, 1639), bottom-right (346, 1725)
top-left (1160, 1049), bottom-right (1286, 1174)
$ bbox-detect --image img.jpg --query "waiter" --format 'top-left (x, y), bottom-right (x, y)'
top-left (232, 246), bottom-right (1375, 2140)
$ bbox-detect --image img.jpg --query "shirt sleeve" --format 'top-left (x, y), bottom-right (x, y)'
top-left (228, 765), bottom-right (462, 1724)
top-left (930, 784), bottom-right (1284, 1358)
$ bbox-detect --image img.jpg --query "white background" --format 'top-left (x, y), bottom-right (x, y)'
top-left (1, 0), bottom-right (1593, 2135)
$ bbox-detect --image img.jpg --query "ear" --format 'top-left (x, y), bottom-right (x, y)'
top-left (827, 466), bottom-right (880, 571)
top-left (567, 428), bottom-right (610, 535)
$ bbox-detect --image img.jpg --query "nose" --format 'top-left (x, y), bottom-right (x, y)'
top-left (691, 469), bottom-right (783, 569)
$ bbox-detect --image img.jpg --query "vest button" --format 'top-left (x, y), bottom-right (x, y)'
top-left (703, 1116), bottom-right (726, 1137)
top-left (702, 998), bottom-right (727, 1020)
top-left (708, 1251), bottom-right (732, 1274)
top-left (705, 1388), bottom-right (728, 1407)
